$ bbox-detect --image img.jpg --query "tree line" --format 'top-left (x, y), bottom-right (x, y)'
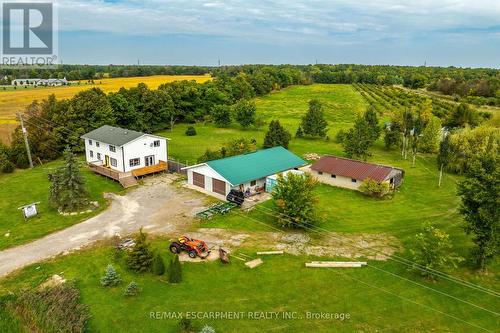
top-left (0, 67), bottom-right (307, 171)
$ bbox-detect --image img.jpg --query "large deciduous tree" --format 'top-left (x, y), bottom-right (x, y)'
top-left (263, 120), bottom-right (291, 149)
top-left (211, 104), bottom-right (232, 127)
top-left (234, 100), bottom-right (257, 128)
top-left (272, 172), bottom-right (319, 229)
top-left (457, 154), bottom-right (499, 271)
top-left (301, 99), bottom-right (328, 137)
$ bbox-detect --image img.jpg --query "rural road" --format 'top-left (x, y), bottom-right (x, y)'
top-left (0, 176), bottom-right (207, 278)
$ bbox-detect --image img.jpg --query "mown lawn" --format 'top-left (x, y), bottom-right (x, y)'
top-left (0, 159), bottom-right (123, 250)
top-left (1, 84), bottom-right (498, 332)
top-left (160, 84), bottom-right (367, 165)
top-left (0, 238), bottom-right (498, 333)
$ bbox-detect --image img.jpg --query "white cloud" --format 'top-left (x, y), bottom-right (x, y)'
top-left (54, 0), bottom-right (500, 44)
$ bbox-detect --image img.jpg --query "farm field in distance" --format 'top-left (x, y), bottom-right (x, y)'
top-left (1, 84), bottom-right (497, 332)
top-left (0, 75), bottom-right (211, 144)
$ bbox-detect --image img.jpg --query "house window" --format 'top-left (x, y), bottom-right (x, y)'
top-left (96, 142), bottom-right (100, 147)
top-left (109, 145), bottom-right (116, 152)
top-left (351, 179), bottom-right (357, 183)
top-left (89, 150), bottom-right (94, 158)
top-left (250, 180), bottom-right (257, 186)
top-left (88, 139), bottom-right (93, 145)
top-left (110, 158), bottom-right (117, 167)
top-left (331, 174), bottom-right (336, 178)
top-left (97, 153), bottom-right (101, 160)
top-left (153, 140), bottom-right (160, 147)
top-left (129, 158), bottom-right (140, 167)
top-left (318, 171), bottom-right (323, 175)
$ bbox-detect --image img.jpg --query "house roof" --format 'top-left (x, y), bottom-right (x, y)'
top-left (204, 146), bottom-right (306, 185)
top-left (310, 155), bottom-right (402, 182)
top-left (81, 125), bottom-right (146, 146)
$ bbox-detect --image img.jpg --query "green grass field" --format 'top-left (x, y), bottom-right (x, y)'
top-left (0, 160), bottom-right (123, 250)
top-left (1, 84), bottom-right (498, 332)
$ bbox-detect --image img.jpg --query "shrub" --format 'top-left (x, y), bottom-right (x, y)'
top-left (178, 318), bottom-right (195, 332)
top-left (152, 253), bottom-right (165, 276)
top-left (410, 222), bottom-right (463, 280)
top-left (123, 281), bottom-right (140, 297)
top-left (168, 254), bottom-right (182, 283)
top-left (200, 325), bottom-right (216, 333)
top-left (126, 228), bottom-right (154, 273)
top-left (272, 172), bottom-right (319, 229)
top-left (100, 264), bottom-right (122, 287)
top-left (16, 283), bottom-right (91, 333)
top-left (1, 160), bottom-right (15, 173)
top-left (185, 126), bottom-right (197, 136)
top-left (359, 178), bottom-right (391, 198)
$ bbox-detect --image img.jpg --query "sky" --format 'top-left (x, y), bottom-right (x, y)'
top-left (51, 0), bottom-right (500, 67)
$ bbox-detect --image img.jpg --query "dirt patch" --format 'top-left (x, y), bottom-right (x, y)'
top-left (180, 228), bottom-right (401, 261)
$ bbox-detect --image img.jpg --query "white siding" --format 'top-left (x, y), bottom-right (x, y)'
top-left (84, 139), bottom-right (124, 171)
top-left (83, 135), bottom-right (167, 173)
top-left (122, 135), bottom-right (168, 172)
top-left (306, 166), bottom-right (392, 191)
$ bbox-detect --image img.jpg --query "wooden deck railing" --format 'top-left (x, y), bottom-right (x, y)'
top-left (132, 160), bottom-right (167, 178)
top-left (88, 163), bottom-right (122, 181)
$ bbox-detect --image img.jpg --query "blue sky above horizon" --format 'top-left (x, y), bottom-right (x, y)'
top-left (53, 0), bottom-right (500, 67)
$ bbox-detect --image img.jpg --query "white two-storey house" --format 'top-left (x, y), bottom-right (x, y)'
top-left (81, 125), bottom-right (168, 173)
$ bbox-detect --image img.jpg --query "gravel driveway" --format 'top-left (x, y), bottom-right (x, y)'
top-left (0, 175), bottom-right (207, 277)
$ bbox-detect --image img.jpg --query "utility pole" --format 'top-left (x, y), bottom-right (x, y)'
top-left (17, 113), bottom-right (34, 168)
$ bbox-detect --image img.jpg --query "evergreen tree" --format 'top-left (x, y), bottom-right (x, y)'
top-left (123, 281), bottom-right (140, 296)
top-left (340, 116), bottom-right (373, 160)
top-left (300, 99), bottom-right (328, 137)
top-left (457, 154), bottom-right (499, 271)
top-left (234, 100), bottom-right (256, 128)
top-left (185, 126), bottom-right (197, 136)
top-left (168, 255), bottom-right (182, 283)
top-left (126, 228), bottom-right (154, 273)
top-left (152, 253), bottom-right (166, 276)
top-left (100, 264), bottom-right (122, 287)
top-left (49, 147), bottom-right (89, 212)
top-left (211, 104), bottom-right (232, 127)
top-left (364, 105), bottom-right (381, 142)
top-left (263, 120), bottom-right (292, 149)
top-left (295, 126), bottom-right (304, 138)
top-left (447, 103), bottom-right (480, 128)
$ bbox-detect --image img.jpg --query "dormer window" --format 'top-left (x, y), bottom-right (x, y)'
top-left (109, 145), bottom-right (116, 152)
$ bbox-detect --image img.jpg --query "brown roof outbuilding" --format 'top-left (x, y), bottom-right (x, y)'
top-left (310, 156), bottom-right (402, 182)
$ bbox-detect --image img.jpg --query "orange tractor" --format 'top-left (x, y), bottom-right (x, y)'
top-left (169, 236), bottom-right (211, 259)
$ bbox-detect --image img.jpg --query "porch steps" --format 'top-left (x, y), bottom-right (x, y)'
top-left (119, 176), bottom-right (139, 188)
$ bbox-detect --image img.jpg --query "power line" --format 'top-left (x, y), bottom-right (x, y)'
top-left (254, 204), bottom-right (500, 298)
top-left (233, 210), bottom-right (495, 332)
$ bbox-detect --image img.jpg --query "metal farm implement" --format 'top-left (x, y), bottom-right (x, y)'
top-left (196, 202), bottom-right (237, 220)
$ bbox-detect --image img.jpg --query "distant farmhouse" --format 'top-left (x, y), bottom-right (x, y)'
top-left (308, 155), bottom-right (404, 190)
top-left (11, 78), bottom-right (68, 86)
top-left (182, 146), bottom-right (306, 200)
top-left (81, 125), bottom-right (168, 188)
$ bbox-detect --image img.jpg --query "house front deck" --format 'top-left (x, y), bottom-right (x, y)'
top-left (88, 160), bottom-right (168, 188)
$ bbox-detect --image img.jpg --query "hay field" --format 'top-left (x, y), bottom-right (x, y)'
top-left (0, 75), bottom-right (211, 144)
